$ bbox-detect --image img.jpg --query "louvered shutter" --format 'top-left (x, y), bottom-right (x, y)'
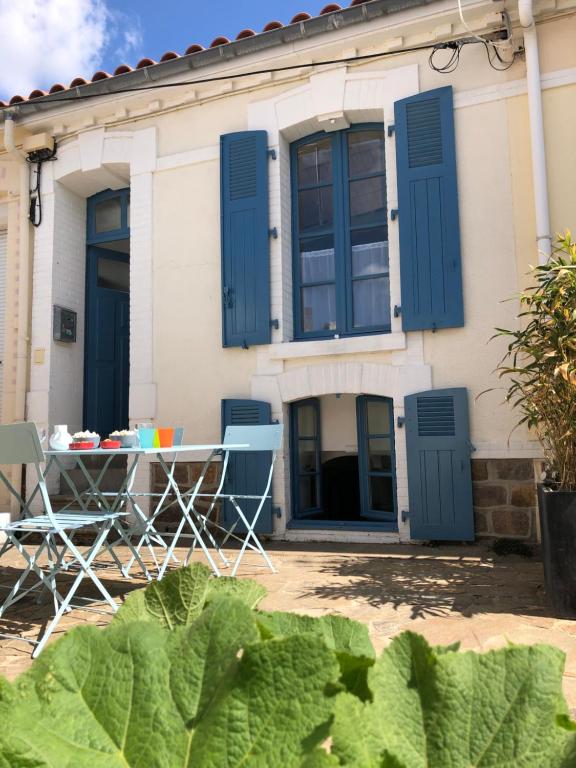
top-left (220, 131), bottom-right (271, 348)
top-left (221, 399), bottom-right (273, 534)
top-left (394, 86), bottom-right (464, 331)
top-left (404, 388), bottom-right (474, 540)
top-left (0, 231), bottom-right (5, 422)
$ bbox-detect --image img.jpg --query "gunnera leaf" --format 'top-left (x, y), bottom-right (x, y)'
top-left (329, 631), bottom-right (576, 768)
top-left (0, 596), bottom-right (339, 768)
top-left (114, 563), bottom-right (266, 629)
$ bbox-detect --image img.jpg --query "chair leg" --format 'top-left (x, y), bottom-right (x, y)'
top-left (229, 499), bottom-right (276, 577)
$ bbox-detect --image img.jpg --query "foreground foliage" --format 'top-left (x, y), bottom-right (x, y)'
top-left (494, 232), bottom-right (576, 489)
top-left (0, 564), bottom-right (575, 767)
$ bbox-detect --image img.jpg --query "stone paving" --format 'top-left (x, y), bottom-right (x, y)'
top-left (1, 540), bottom-right (576, 710)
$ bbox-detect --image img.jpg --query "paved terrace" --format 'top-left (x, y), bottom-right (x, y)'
top-left (1, 542), bottom-right (576, 710)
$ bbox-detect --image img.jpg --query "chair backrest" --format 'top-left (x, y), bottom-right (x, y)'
top-left (0, 422), bottom-right (45, 465)
top-left (223, 424), bottom-right (283, 452)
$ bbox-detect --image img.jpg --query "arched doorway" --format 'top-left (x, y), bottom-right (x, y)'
top-left (84, 188), bottom-right (130, 435)
top-left (289, 394), bottom-right (397, 529)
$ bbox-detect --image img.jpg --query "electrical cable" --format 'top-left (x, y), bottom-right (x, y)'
top-left (429, 37), bottom-right (517, 74)
top-left (26, 145), bottom-right (57, 227)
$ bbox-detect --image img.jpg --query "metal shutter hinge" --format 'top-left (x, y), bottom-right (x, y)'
top-left (267, 149), bottom-right (277, 160)
top-left (394, 305), bottom-right (401, 318)
top-left (387, 124), bottom-right (395, 137)
top-left (390, 209), bottom-right (399, 221)
top-left (269, 227), bottom-right (278, 239)
top-left (397, 416), bottom-right (405, 428)
top-left (401, 510), bottom-right (410, 523)
top-left (270, 319), bottom-right (279, 330)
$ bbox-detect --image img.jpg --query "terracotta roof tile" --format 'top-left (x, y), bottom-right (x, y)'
top-left (3, 0), bottom-right (374, 107)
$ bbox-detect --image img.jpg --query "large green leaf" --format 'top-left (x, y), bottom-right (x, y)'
top-left (329, 631), bottom-right (576, 767)
top-left (0, 597), bottom-right (340, 767)
top-left (115, 563), bottom-right (266, 629)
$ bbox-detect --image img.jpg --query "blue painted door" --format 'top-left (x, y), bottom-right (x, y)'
top-left (405, 388), bottom-right (474, 541)
top-left (221, 399), bottom-right (273, 534)
top-left (357, 396), bottom-right (397, 523)
top-left (84, 246), bottom-right (129, 436)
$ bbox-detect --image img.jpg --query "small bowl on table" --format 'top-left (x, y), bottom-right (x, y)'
top-left (72, 433), bottom-right (100, 448)
top-left (110, 432), bottom-right (140, 448)
top-left (101, 439), bottom-right (121, 450)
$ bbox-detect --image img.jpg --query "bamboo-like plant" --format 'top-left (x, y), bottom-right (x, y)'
top-left (494, 232), bottom-right (576, 490)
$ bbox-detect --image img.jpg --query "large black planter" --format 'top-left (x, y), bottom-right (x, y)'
top-left (538, 485), bottom-right (576, 616)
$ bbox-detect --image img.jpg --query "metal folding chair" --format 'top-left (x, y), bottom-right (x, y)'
top-left (189, 424), bottom-right (283, 577)
top-left (0, 422), bottom-right (124, 656)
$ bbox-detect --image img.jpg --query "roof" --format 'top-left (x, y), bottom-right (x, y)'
top-left (0, 0), bottom-right (399, 112)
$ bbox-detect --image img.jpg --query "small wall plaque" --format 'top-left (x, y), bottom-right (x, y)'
top-left (53, 306), bottom-right (77, 343)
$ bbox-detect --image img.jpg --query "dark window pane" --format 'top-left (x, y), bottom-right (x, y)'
top-left (348, 131), bottom-right (385, 177)
top-left (369, 438), bottom-right (392, 471)
top-left (298, 442), bottom-right (318, 473)
top-left (300, 238), bottom-right (335, 283)
top-left (94, 197), bottom-right (122, 233)
top-left (349, 177), bottom-right (386, 228)
top-left (297, 139), bottom-right (333, 186)
top-left (370, 475), bottom-right (394, 511)
top-left (367, 400), bottom-right (391, 436)
top-left (352, 239), bottom-right (388, 277)
top-left (302, 284), bottom-right (336, 333)
top-left (297, 404), bottom-right (317, 438)
top-left (299, 475), bottom-right (318, 510)
top-left (353, 276), bottom-right (389, 328)
top-left (97, 258), bottom-right (129, 291)
top-left (298, 187), bottom-right (333, 234)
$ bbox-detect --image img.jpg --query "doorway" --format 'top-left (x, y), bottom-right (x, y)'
top-left (84, 189), bottom-right (130, 436)
top-left (290, 394), bottom-right (397, 529)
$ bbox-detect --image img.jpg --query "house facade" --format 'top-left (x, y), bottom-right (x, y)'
top-left (0, 0), bottom-right (575, 542)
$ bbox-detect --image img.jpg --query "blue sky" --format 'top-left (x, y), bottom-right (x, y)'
top-left (0, 0), bottom-right (336, 100)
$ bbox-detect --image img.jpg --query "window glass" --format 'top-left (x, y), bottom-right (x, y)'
top-left (299, 475), bottom-right (318, 509)
top-left (370, 476), bottom-right (394, 511)
top-left (297, 139), bottom-right (332, 186)
top-left (352, 238), bottom-right (388, 277)
top-left (298, 442), bottom-right (318, 473)
top-left (349, 177), bottom-right (386, 228)
top-left (367, 400), bottom-right (391, 435)
top-left (353, 277), bottom-right (390, 329)
top-left (300, 239), bottom-right (335, 284)
top-left (302, 284), bottom-right (337, 333)
top-left (297, 404), bottom-right (317, 438)
top-left (368, 438), bottom-right (392, 472)
top-left (298, 187), bottom-right (333, 234)
top-left (94, 197), bottom-right (122, 234)
top-left (97, 258), bottom-right (129, 291)
top-left (348, 130), bottom-right (385, 177)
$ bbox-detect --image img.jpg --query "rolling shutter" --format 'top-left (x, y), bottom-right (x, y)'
top-left (221, 399), bottom-right (273, 534)
top-left (405, 388), bottom-right (474, 540)
top-left (220, 131), bottom-right (271, 348)
top-left (394, 86), bottom-right (464, 331)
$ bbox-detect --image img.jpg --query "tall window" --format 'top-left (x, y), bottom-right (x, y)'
top-left (291, 125), bottom-right (389, 340)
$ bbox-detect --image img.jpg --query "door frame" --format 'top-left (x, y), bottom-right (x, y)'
top-left (288, 394), bottom-right (399, 531)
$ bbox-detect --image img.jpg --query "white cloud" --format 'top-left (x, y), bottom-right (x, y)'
top-left (0, 0), bottom-right (141, 99)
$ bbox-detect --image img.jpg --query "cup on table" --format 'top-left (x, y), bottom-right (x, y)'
top-left (138, 426), bottom-right (155, 449)
top-left (173, 427), bottom-right (184, 446)
top-left (157, 428), bottom-right (174, 448)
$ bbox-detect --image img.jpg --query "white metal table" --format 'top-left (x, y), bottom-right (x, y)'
top-left (43, 443), bottom-right (248, 578)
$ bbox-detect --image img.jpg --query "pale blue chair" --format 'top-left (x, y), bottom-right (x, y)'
top-left (0, 422), bottom-right (127, 656)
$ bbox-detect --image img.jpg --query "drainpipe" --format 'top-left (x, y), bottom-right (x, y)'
top-left (518, 0), bottom-right (552, 263)
top-left (3, 113), bottom-right (31, 424)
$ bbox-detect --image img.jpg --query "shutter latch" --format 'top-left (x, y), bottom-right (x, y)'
top-left (387, 124), bottom-right (395, 137)
top-left (401, 510), bottom-right (410, 523)
top-left (397, 416), bottom-right (405, 428)
top-left (223, 286), bottom-right (234, 308)
top-left (270, 319), bottom-right (279, 330)
top-left (269, 227), bottom-right (278, 239)
top-left (273, 506), bottom-right (282, 519)
top-left (390, 209), bottom-right (399, 221)
top-left (267, 148), bottom-right (277, 160)
top-left (394, 305), bottom-right (401, 318)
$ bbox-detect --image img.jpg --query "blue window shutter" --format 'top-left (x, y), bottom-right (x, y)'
top-left (220, 131), bottom-right (271, 348)
top-left (221, 399), bottom-right (273, 534)
top-left (404, 388), bottom-right (474, 541)
top-left (394, 87), bottom-right (464, 331)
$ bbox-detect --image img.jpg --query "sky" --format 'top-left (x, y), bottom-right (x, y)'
top-left (0, 0), bottom-right (337, 100)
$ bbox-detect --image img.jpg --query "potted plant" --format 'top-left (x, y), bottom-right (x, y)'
top-left (495, 232), bottom-right (576, 616)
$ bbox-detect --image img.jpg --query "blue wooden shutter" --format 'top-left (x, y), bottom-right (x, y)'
top-left (394, 86), bottom-right (464, 331)
top-left (221, 399), bottom-right (273, 534)
top-left (404, 388), bottom-right (474, 541)
top-left (220, 131), bottom-right (271, 348)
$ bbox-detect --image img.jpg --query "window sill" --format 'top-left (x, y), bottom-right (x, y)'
top-left (269, 332), bottom-right (406, 361)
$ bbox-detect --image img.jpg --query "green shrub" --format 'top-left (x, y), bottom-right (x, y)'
top-left (0, 564), bottom-right (575, 767)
